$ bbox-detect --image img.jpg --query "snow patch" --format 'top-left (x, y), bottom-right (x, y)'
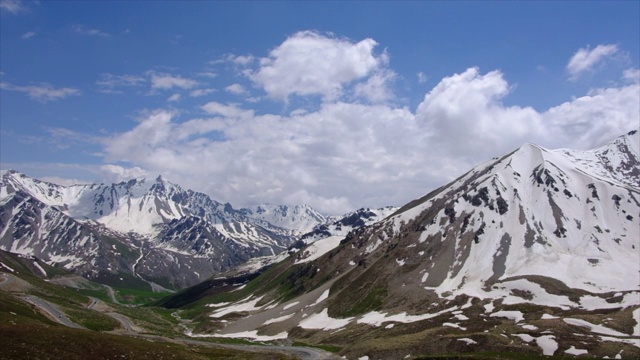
top-left (0, 262), bottom-right (15, 272)
top-left (457, 338), bottom-right (477, 345)
top-left (358, 307), bottom-right (458, 327)
top-left (32, 261), bottom-right (47, 276)
top-left (209, 296), bottom-right (264, 318)
top-left (541, 314), bottom-right (559, 320)
top-left (299, 308), bottom-right (353, 330)
top-left (535, 335), bottom-right (558, 356)
top-left (490, 310), bottom-right (524, 323)
top-left (295, 236), bottom-right (343, 264)
top-left (282, 301), bottom-right (300, 311)
top-left (309, 289), bottom-right (330, 307)
top-left (564, 346), bottom-right (588, 356)
top-left (263, 314), bottom-right (294, 325)
top-left (563, 318), bottom-right (630, 337)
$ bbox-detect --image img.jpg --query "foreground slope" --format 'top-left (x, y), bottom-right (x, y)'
top-left (169, 130), bottom-right (640, 359)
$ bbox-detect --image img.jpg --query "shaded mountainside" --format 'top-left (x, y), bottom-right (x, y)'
top-left (0, 172), bottom-right (321, 289)
top-left (162, 130), bottom-right (640, 359)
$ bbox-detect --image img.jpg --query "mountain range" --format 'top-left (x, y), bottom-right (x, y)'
top-left (157, 129), bottom-right (640, 359)
top-left (0, 171), bottom-right (327, 289)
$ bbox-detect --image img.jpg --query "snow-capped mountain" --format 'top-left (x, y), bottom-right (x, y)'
top-left (0, 171), bottom-right (316, 288)
top-left (289, 206), bottom-right (398, 264)
top-left (238, 203), bottom-right (327, 235)
top-left (177, 130), bottom-right (640, 359)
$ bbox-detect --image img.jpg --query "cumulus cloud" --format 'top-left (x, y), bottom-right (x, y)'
top-left (567, 44), bottom-right (619, 80)
top-left (544, 84), bottom-right (640, 149)
top-left (95, 66), bottom-right (638, 214)
top-left (0, 81), bottom-right (81, 102)
top-left (0, 0), bottom-right (27, 14)
top-left (225, 83), bottom-right (247, 95)
top-left (415, 67), bottom-right (545, 163)
top-left (148, 71), bottom-right (198, 90)
top-left (250, 31), bottom-right (384, 101)
top-left (353, 69), bottom-right (396, 103)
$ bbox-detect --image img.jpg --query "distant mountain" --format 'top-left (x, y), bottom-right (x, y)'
top-left (238, 203), bottom-right (327, 235)
top-left (0, 172), bottom-right (323, 288)
top-left (167, 130), bottom-right (640, 359)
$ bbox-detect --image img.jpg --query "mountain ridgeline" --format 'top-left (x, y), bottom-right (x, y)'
top-left (0, 172), bottom-right (336, 289)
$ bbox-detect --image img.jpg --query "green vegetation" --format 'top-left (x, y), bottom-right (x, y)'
top-left (413, 352), bottom-right (567, 360)
top-left (0, 322), bottom-right (294, 360)
top-left (111, 285), bottom-right (173, 305)
top-left (64, 307), bottom-right (120, 331)
top-left (292, 341), bottom-right (342, 353)
top-left (328, 262), bottom-right (388, 317)
top-left (110, 304), bottom-right (179, 335)
top-left (76, 287), bottom-right (111, 302)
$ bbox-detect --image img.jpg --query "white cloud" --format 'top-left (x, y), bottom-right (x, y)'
top-left (198, 71), bottom-right (218, 79)
top-left (40, 176), bottom-right (88, 186)
top-left (0, 0), bottom-right (27, 14)
top-left (190, 88), bottom-right (216, 97)
top-left (353, 69), bottom-right (396, 103)
top-left (544, 84), bottom-right (640, 149)
top-left (250, 31), bottom-right (384, 101)
top-left (167, 93), bottom-right (181, 102)
top-left (148, 71), bottom-right (198, 90)
top-left (417, 72), bottom-right (428, 84)
top-left (623, 68), bottom-right (640, 83)
top-left (567, 44), bottom-right (619, 80)
top-left (0, 81), bottom-right (81, 102)
top-left (97, 73), bottom-right (146, 93)
top-left (21, 31), bottom-right (36, 39)
top-left (225, 83), bottom-right (247, 95)
top-left (201, 101), bottom-right (254, 119)
top-left (415, 67), bottom-right (545, 163)
top-left (226, 54), bottom-right (254, 65)
top-left (98, 165), bottom-right (148, 184)
top-left (73, 24), bottom-right (110, 38)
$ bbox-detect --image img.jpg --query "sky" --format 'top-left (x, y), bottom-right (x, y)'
top-left (1, 1), bottom-right (639, 215)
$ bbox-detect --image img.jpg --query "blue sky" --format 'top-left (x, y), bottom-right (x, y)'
top-left (1, 1), bottom-right (639, 214)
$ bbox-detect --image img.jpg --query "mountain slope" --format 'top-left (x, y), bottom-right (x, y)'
top-left (171, 130), bottom-right (640, 359)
